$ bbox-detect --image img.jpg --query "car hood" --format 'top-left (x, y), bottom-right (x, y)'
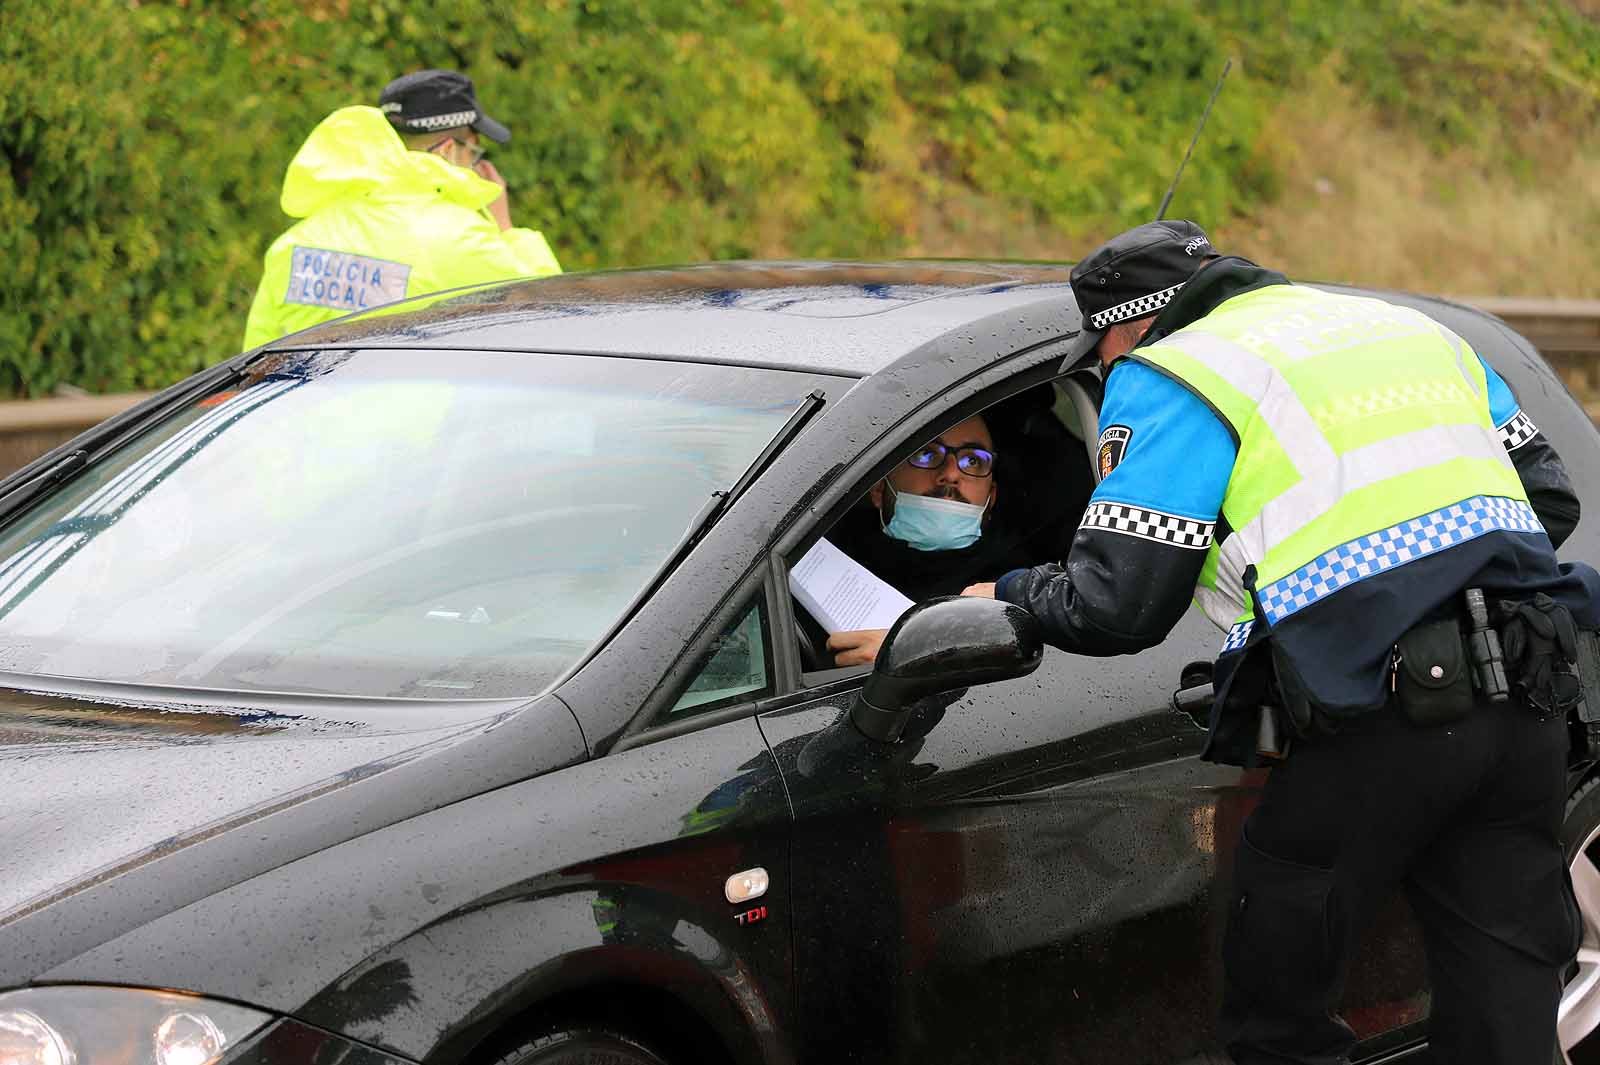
top-left (0, 684), bottom-right (504, 922)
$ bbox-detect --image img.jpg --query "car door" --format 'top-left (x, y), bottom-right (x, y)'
top-left (561, 586), bottom-right (803, 1065)
top-left (758, 377), bottom-right (1432, 1064)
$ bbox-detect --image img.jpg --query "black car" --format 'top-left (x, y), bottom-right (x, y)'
top-left (1, 261), bottom-right (1597, 1065)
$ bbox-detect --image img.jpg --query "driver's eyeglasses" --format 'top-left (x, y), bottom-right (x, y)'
top-left (904, 443), bottom-right (996, 478)
top-left (429, 135), bottom-right (486, 167)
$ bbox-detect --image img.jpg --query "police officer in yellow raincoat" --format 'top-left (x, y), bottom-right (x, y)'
top-left (242, 70), bottom-right (561, 351)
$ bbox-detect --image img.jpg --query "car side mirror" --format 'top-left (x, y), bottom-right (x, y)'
top-left (850, 596), bottom-right (1044, 743)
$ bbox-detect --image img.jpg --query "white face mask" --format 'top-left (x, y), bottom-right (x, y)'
top-left (881, 482), bottom-right (989, 551)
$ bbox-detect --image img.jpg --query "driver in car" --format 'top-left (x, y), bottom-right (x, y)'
top-left (825, 413), bottom-right (1036, 665)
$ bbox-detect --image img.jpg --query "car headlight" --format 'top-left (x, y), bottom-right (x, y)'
top-left (0, 986), bottom-right (271, 1065)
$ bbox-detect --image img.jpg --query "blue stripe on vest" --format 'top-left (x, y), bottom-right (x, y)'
top-left (1256, 495), bottom-right (1544, 624)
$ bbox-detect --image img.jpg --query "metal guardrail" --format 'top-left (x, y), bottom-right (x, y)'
top-left (1471, 298), bottom-right (1600, 359)
top-left (0, 391), bottom-right (155, 479)
top-left (1471, 298), bottom-right (1600, 422)
top-left (0, 299), bottom-right (1594, 477)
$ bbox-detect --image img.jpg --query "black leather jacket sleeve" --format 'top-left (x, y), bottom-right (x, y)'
top-left (1509, 430), bottom-right (1580, 549)
top-left (997, 525), bottom-right (1207, 656)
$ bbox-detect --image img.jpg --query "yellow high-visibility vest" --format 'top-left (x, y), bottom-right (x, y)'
top-left (242, 106), bottom-right (560, 351)
top-left (1134, 284), bottom-right (1535, 650)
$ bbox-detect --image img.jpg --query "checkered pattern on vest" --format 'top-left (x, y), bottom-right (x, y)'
top-left (1221, 620), bottom-right (1254, 654)
top-left (1255, 495), bottom-right (1544, 624)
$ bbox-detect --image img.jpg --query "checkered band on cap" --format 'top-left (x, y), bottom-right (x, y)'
top-left (397, 109), bottom-right (478, 131)
top-left (1088, 282), bottom-right (1186, 330)
top-left (1256, 495), bottom-right (1545, 624)
top-left (1497, 410), bottom-right (1538, 451)
top-left (1221, 620), bottom-right (1254, 654)
top-left (1080, 501), bottom-right (1215, 549)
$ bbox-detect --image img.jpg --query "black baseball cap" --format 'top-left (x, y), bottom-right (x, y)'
top-left (1069, 220), bottom-right (1214, 330)
top-left (378, 69), bottom-right (510, 144)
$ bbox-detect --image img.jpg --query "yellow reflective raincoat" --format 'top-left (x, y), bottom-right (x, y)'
top-left (242, 106), bottom-right (561, 350)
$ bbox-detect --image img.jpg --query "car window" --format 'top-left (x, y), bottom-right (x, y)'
top-left (668, 597), bottom-right (773, 715)
top-left (789, 376), bottom-right (1097, 679)
top-left (0, 350), bottom-right (836, 701)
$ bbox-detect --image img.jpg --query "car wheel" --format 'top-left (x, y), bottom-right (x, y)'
top-left (1560, 776), bottom-right (1600, 1063)
top-left (487, 1028), bottom-right (673, 1065)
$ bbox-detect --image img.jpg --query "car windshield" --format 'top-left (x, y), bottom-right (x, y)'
top-left (0, 349), bottom-right (837, 699)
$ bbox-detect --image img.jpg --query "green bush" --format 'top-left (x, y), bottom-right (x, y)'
top-left (1, 0), bottom-right (1595, 396)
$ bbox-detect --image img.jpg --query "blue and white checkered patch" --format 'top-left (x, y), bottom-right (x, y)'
top-left (1221, 620), bottom-right (1253, 654)
top-left (1256, 495), bottom-right (1544, 624)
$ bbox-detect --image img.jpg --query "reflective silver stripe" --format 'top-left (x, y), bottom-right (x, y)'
top-left (1157, 330), bottom-right (1337, 480)
top-left (1214, 419), bottom-right (1516, 602)
top-left (1159, 327), bottom-right (1517, 625)
top-left (1437, 324), bottom-right (1482, 398)
top-left (1235, 297), bottom-right (1436, 362)
top-left (1194, 583), bottom-right (1247, 630)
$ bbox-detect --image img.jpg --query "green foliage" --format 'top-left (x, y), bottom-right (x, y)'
top-left (1, 0), bottom-right (1595, 395)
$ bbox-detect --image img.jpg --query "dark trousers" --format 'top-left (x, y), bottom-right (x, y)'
top-left (1219, 695), bottom-right (1579, 1065)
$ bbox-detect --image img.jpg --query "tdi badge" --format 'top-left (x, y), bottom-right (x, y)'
top-left (1098, 424), bottom-right (1132, 479)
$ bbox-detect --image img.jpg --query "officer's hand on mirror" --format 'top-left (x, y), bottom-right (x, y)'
top-left (962, 582), bottom-right (997, 598)
top-left (828, 628), bottom-right (889, 667)
top-left (475, 159), bottom-right (513, 230)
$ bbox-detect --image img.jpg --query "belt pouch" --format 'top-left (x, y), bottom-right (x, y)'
top-left (1576, 630), bottom-right (1600, 759)
top-left (1394, 618), bottom-right (1473, 726)
top-left (1576, 630), bottom-right (1600, 725)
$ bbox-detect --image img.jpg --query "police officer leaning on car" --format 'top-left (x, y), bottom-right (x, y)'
top-left (963, 220), bottom-right (1600, 1065)
top-left (242, 69), bottom-right (561, 351)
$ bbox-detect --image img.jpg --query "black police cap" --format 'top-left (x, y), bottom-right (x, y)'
top-left (1069, 220), bottom-right (1214, 330)
top-left (378, 69), bottom-right (510, 144)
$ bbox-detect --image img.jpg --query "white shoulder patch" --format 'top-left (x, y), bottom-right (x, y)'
top-left (285, 246), bottom-right (412, 313)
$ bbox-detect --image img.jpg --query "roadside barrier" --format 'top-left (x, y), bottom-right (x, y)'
top-left (1472, 298), bottom-right (1600, 423)
top-left (0, 391), bottom-right (155, 480)
top-left (0, 299), bottom-right (1594, 479)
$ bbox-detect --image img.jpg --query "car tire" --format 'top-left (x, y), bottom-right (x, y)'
top-left (487, 1028), bottom-right (673, 1065)
top-left (1559, 775), bottom-right (1600, 1064)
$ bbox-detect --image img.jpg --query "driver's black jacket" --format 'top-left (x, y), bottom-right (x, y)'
top-left (994, 260), bottom-right (1591, 764)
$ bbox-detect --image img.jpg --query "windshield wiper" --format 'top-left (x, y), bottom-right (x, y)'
top-left (678, 389), bottom-right (828, 552)
top-left (0, 351), bottom-right (270, 528)
top-left (557, 389), bottom-right (828, 687)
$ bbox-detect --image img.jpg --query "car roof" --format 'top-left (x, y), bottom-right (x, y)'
top-left (270, 260), bottom-right (1081, 377)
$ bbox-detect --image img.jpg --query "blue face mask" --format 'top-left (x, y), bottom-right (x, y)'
top-left (881, 482), bottom-right (990, 551)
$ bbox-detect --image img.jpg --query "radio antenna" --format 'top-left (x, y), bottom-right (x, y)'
top-left (1155, 58), bottom-right (1232, 221)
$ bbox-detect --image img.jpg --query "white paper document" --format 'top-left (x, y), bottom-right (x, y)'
top-left (789, 537), bottom-right (914, 634)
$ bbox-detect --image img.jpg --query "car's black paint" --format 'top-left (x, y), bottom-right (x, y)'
top-left (233, 1017), bottom-right (420, 1064)
top-left (36, 708), bottom-right (792, 1065)
top-left (0, 689), bottom-right (587, 983)
top-left (0, 261), bottom-right (1593, 1065)
top-left (283, 262), bottom-right (1081, 378)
